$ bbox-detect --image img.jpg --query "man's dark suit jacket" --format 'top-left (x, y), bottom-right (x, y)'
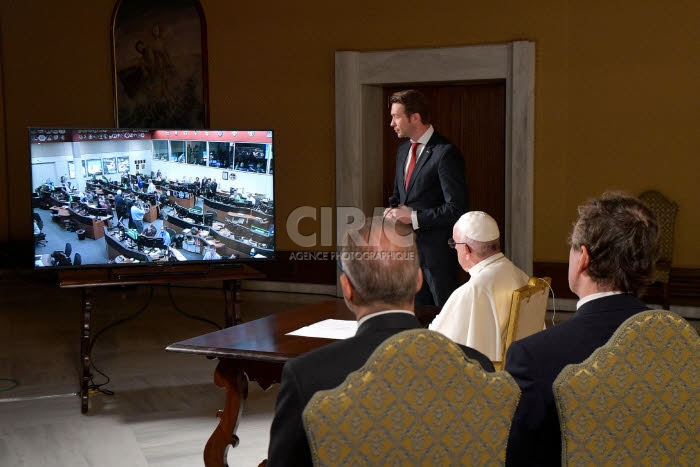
top-left (504, 294), bottom-right (650, 466)
top-left (266, 311), bottom-right (494, 467)
top-left (392, 131), bottom-right (469, 305)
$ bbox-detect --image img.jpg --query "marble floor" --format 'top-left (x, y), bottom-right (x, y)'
top-left (0, 276), bottom-right (331, 467)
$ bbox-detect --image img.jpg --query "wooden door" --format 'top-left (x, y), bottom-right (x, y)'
top-left (382, 82), bottom-right (506, 245)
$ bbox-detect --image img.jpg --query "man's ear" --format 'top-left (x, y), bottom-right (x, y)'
top-left (415, 267), bottom-right (424, 294)
top-left (340, 273), bottom-right (354, 304)
top-left (578, 245), bottom-right (591, 274)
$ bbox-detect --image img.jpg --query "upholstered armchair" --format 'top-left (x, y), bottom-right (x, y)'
top-left (553, 310), bottom-right (699, 466)
top-left (302, 329), bottom-right (520, 466)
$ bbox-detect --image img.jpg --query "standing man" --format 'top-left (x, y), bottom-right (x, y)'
top-left (266, 217), bottom-right (493, 467)
top-left (384, 89), bottom-right (469, 306)
top-left (429, 211), bottom-right (529, 361)
top-left (114, 190), bottom-right (126, 227)
top-left (130, 201), bottom-right (146, 234)
top-left (505, 192), bottom-right (659, 466)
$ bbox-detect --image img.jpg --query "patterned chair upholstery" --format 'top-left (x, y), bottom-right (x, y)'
top-left (492, 276), bottom-right (551, 370)
top-left (553, 310), bottom-right (699, 466)
top-left (639, 190), bottom-right (679, 309)
top-left (302, 329), bottom-right (520, 466)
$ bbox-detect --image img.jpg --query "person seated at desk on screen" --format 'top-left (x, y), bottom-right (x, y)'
top-left (265, 216), bottom-right (494, 467)
top-left (428, 211), bottom-right (529, 361)
top-left (142, 223), bottom-right (157, 237)
top-left (505, 192), bottom-right (659, 466)
top-left (159, 226), bottom-right (171, 246)
top-left (98, 197), bottom-right (111, 214)
top-left (202, 245), bottom-right (221, 260)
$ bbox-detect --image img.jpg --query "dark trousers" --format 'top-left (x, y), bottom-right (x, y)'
top-left (133, 219), bottom-right (144, 233)
top-left (415, 265), bottom-right (460, 308)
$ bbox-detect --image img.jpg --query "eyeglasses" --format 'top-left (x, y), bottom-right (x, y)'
top-left (447, 238), bottom-right (468, 249)
top-left (337, 259), bottom-right (356, 289)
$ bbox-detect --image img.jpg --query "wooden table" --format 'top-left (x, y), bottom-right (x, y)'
top-left (165, 299), bottom-right (440, 467)
top-left (58, 264), bottom-right (266, 414)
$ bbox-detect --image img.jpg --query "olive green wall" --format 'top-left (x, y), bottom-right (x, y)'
top-left (2, 1), bottom-right (698, 266)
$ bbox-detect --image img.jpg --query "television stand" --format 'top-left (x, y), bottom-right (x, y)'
top-left (58, 264), bottom-right (265, 414)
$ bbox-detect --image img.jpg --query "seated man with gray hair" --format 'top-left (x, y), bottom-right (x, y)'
top-left (429, 211), bottom-right (529, 361)
top-left (266, 216), bottom-right (493, 467)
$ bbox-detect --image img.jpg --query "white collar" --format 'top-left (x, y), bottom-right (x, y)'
top-left (357, 309), bottom-right (414, 327)
top-left (411, 125), bottom-right (434, 146)
top-left (576, 291), bottom-right (623, 309)
top-left (467, 252), bottom-right (505, 276)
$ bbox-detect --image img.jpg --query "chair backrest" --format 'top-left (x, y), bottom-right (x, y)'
top-left (493, 276), bottom-right (550, 370)
top-left (639, 190), bottom-right (678, 282)
top-left (65, 242), bottom-right (72, 257)
top-left (553, 310), bottom-right (699, 466)
top-left (302, 329), bottom-right (521, 466)
top-left (73, 253), bottom-right (82, 265)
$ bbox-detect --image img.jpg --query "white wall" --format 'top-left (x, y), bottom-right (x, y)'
top-left (30, 140), bottom-right (153, 190)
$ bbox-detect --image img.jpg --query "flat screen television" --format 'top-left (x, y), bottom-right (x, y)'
top-left (30, 128), bottom-right (275, 271)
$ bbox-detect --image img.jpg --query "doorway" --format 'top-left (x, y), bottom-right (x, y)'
top-left (334, 41), bottom-right (535, 284)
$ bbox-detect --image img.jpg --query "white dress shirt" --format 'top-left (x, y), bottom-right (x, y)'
top-left (406, 125), bottom-right (434, 229)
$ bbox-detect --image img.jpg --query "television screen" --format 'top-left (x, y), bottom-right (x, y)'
top-left (30, 128), bottom-right (275, 270)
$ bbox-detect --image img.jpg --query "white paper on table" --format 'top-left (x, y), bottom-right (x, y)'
top-left (286, 319), bottom-right (358, 340)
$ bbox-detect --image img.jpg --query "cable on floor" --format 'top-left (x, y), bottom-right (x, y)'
top-left (0, 378), bottom-right (19, 392)
top-left (87, 285), bottom-right (155, 396)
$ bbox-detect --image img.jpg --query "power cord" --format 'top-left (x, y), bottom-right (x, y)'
top-left (87, 286), bottom-right (155, 396)
top-left (537, 277), bottom-right (558, 327)
top-left (0, 378), bottom-right (19, 392)
top-left (167, 285), bottom-right (222, 330)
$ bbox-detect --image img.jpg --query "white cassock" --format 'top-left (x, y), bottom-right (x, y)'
top-left (429, 253), bottom-right (529, 361)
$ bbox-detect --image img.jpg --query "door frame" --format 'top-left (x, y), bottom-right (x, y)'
top-left (335, 41), bottom-right (535, 276)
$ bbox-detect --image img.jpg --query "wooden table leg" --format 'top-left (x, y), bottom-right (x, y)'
top-left (223, 279), bottom-right (242, 327)
top-left (80, 287), bottom-right (93, 414)
top-left (204, 359), bottom-right (248, 467)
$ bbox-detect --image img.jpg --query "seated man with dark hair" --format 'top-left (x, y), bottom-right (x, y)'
top-left (266, 217), bottom-right (494, 467)
top-left (505, 192), bottom-right (660, 466)
top-left (142, 223), bottom-right (157, 237)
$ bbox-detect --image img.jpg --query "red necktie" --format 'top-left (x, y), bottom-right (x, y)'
top-left (405, 142), bottom-right (418, 190)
